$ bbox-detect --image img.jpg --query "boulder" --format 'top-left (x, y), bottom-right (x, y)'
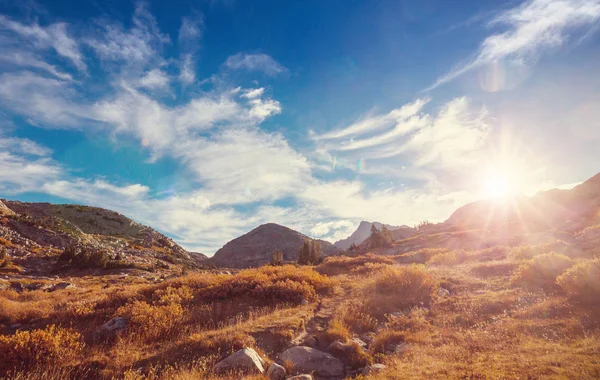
top-left (361, 363), bottom-right (387, 375)
top-left (214, 347), bottom-right (265, 374)
top-left (437, 288), bottom-right (450, 297)
top-left (300, 299), bottom-right (309, 305)
top-left (394, 342), bottom-right (410, 354)
top-left (278, 346), bottom-right (344, 377)
top-left (326, 340), bottom-right (346, 352)
top-left (301, 335), bottom-right (317, 348)
top-left (47, 282), bottom-right (75, 292)
top-left (351, 337), bottom-right (368, 348)
top-left (286, 376), bottom-right (313, 380)
top-left (267, 362), bottom-right (286, 380)
top-left (95, 317), bottom-right (128, 337)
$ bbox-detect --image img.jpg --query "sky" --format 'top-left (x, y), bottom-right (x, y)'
top-left (0, 0), bottom-right (599, 254)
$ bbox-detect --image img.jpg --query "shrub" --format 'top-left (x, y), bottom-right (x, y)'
top-left (371, 329), bottom-right (407, 354)
top-left (510, 253), bottom-right (574, 291)
top-left (116, 300), bottom-right (185, 340)
top-left (320, 319), bottom-right (350, 345)
top-left (469, 261), bottom-right (519, 277)
top-left (557, 258), bottom-right (600, 305)
top-left (0, 325), bottom-right (84, 372)
top-left (0, 246), bottom-right (8, 267)
top-left (428, 250), bottom-right (469, 266)
top-left (317, 254), bottom-right (394, 276)
top-left (396, 248), bottom-right (450, 264)
top-left (338, 301), bottom-right (379, 333)
top-left (58, 245), bottom-right (111, 269)
top-left (365, 265), bottom-right (438, 319)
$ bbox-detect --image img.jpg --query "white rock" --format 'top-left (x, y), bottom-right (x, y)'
top-left (351, 337), bottom-right (368, 348)
top-left (214, 347), bottom-right (265, 374)
top-left (95, 317), bottom-right (127, 337)
top-left (267, 362), bottom-right (286, 380)
top-left (361, 363), bottom-right (387, 375)
top-left (437, 288), bottom-right (450, 297)
top-left (278, 346), bottom-right (344, 377)
top-left (300, 299), bottom-right (309, 305)
top-left (286, 375), bottom-right (312, 380)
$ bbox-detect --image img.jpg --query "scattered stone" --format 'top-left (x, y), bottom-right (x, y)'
top-left (351, 337), bottom-right (367, 348)
top-left (286, 375), bottom-right (312, 380)
top-left (361, 363), bottom-right (387, 375)
top-left (10, 282), bottom-right (24, 292)
top-left (301, 335), bottom-right (317, 348)
top-left (300, 299), bottom-right (309, 305)
top-left (267, 362), bottom-right (286, 380)
top-left (327, 340), bottom-right (346, 352)
top-left (278, 346), bottom-right (344, 377)
top-left (394, 342), bottom-right (410, 354)
top-left (214, 347), bottom-right (265, 375)
top-left (437, 288), bottom-right (450, 297)
top-left (360, 333), bottom-right (376, 345)
top-left (47, 282), bottom-right (75, 292)
top-left (0, 281), bottom-right (9, 291)
top-left (95, 317), bottom-right (128, 337)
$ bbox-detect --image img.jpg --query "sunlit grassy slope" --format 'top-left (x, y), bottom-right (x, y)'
top-left (1, 241), bottom-right (599, 379)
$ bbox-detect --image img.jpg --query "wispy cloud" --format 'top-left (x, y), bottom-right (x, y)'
top-left (427, 0), bottom-right (600, 90)
top-left (224, 53), bottom-right (288, 76)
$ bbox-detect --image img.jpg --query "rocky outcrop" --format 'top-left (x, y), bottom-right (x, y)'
top-left (211, 223), bottom-right (342, 268)
top-left (94, 317), bottom-right (128, 338)
top-left (267, 362), bottom-right (286, 380)
top-left (278, 346), bottom-right (344, 378)
top-left (214, 347), bottom-right (265, 374)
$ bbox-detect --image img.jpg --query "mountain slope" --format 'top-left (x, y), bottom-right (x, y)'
top-left (446, 172), bottom-right (600, 233)
top-left (0, 200), bottom-right (196, 274)
top-left (334, 221), bottom-right (415, 250)
top-left (210, 223), bottom-right (342, 268)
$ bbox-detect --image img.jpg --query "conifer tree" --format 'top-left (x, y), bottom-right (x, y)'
top-left (297, 240), bottom-right (311, 265)
top-left (380, 225), bottom-right (393, 247)
top-left (271, 250), bottom-right (284, 266)
top-left (310, 240), bottom-right (322, 265)
top-left (370, 223), bottom-right (381, 248)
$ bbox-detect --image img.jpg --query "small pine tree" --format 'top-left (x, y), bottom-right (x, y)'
top-left (271, 249), bottom-right (284, 266)
top-left (370, 223), bottom-right (381, 248)
top-left (380, 225), bottom-right (393, 248)
top-left (297, 240), bottom-right (311, 265)
top-left (348, 243), bottom-right (357, 252)
top-left (309, 240), bottom-right (322, 265)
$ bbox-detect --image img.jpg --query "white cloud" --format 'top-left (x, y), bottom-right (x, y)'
top-left (138, 68), bottom-right (170, 89)
top-left (0, 15), bottom-right (86, 71)
top-left (178, 14), bottom-right (203, 84)
top-left (0, 51), bottom-right (73, 81)
top-left (224, 53), bottom-right (288, 76)
top-left (310, 220), bottom-right (356, 241)
top-left (428, 0), bottom-right (600, 90)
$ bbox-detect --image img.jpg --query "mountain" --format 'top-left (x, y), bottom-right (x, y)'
top-left (0, 199), bottom-right (196, 274)
top-left (210, 223), bottom-right (343, 268)
top-left (446, 172), bottom-right (600, 233)
top-left (334, 221), bottom-right (415, 250)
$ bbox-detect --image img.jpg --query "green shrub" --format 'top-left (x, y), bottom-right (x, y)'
top-left (58, 245), bottom-right (110, 269)
top-left (510, 253), bottom-right (574, 291)
top-left (557, 258), bottom-right (600, 305)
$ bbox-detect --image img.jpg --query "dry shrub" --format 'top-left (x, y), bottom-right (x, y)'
top-left (511, 253), bottom-right (574, 291)
top-left (386, 307), bottom-right (432, 335)
top-left (316, 254), bottom-right (394, 276)
top-left (0, 325), bottom-right (84, 372)
top-left (343, 341), bottom-right (373, 368)
top-left (154, 285), bottom-right (194, 305)
top-left (371, 329), bottom-right (406, 354)
top-left (557, 258), bottom-right (600, 305)
top-left (188, 330), bottom-right (255, 357)
top-left (116, 300), bottom-right (185, 340)
top-left (469, 261), bottom-right (519, 277)
top-left (364, 265), bottom-right (438, 319)
top-left (338, 301), bottom-right (378, 333)
top-left (199, 265), bottom-right (334, 303)
top-left (396, 248), bottom-right (450, 264)
top-left (428, 250), bottom-right (469, 266)
top-left (320, 319), bottom-right (350, 345)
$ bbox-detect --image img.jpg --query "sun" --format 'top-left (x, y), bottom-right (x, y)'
top-left (482, 170), bottom-right (515, 199)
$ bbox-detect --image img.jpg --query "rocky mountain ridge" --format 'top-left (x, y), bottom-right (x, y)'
top-left (333, 221), bottom-right (415, 250)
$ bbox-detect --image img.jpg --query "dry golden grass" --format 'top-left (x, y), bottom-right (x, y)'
top-left (557, 257), bottom-right (600, 304)
top-left (511, 253), bottom-right (575, 291)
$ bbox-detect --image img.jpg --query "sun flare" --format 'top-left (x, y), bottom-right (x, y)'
top-left (482, 171), bottom-right (514, 199)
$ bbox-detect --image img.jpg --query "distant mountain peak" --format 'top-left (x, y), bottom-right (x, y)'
top-left (334, 221), bottom-right (414, 250)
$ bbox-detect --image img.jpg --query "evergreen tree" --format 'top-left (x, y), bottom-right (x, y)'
top-left (380, 225), bottom-right (393, 247)
top-left (297, 240), bottom-right (311, 265)
top-left (271, 249), bottom-right (284, 266)
top-left (309, 240), bottom-right (322, 265)
top-left (370, 223), bottom-right (381, 248)
top-left (349, 243), bottom-right (357, 251)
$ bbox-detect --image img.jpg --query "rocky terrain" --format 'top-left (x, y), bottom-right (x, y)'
top-left (210, 223), bottom-right (342, 268)
top-left (0, 199), bottom-right (198, 275)
top-left (333, 222), bottom-right (415, 251)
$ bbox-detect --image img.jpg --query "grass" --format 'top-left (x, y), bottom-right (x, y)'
top-left (1, 243), bottom-right (600, 379)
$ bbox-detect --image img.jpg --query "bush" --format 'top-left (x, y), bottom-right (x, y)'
top-left (58, 245), bottom-right (111, 269)
top-left (316, 254), bottom-right (394, 276)
top-left (320, 319), bottom-right (350, 345)
top-left (0, 325), bottom-right (84, 372)
top-left (428, 250), bottom-right (469, 266)
top-left (365, 265), bottom-right (438, 319)
top-left (116, 300), bottom-right (185, 340)
top-left (371, 329), bottom-right (407, 354)
top-left (0, 246), bottom-right (8, 267)
top-left (510, 253), bottom-right (574, 291)
top-left (557, 258), bottom-right (600, 305)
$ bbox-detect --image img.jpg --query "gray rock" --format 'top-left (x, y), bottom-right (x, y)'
top-left (95, 317), bottom-right (128, 337)
top-left (351, 337), bottom-right (367, 348)
top-left (437, 288), bottom-right (450, 297)
top-left (214, 347), bottom-right (265, 374)
top-left (47, 282), bottom-right (75, 292)
top-left (327, 340), bottom-right (346, 352)
top-left (394, 342), bottom-right (410, 354)
top-left (278, 346), bottom-right (344, 377)
top-left (300, 299), bottom-right (309, 305)
top-left (267, 362), bottom-right (286, 380)
top-left (301, 335), bottom-right (317, 348)
top-left (361, 363), bottom-right (387, 375)
top-left (286, 376), bottom-right (312, 380)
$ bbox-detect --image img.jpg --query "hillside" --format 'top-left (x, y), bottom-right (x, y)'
top-left (334, 221), bottom-right (415, 250)
top-left (0, 199), bottom-right (197, 275)
top-left (210, 223), bottom-right (343, 268)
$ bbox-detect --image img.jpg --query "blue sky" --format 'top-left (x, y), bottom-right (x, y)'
top-left (0, 0), bottom-right (599, 254)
